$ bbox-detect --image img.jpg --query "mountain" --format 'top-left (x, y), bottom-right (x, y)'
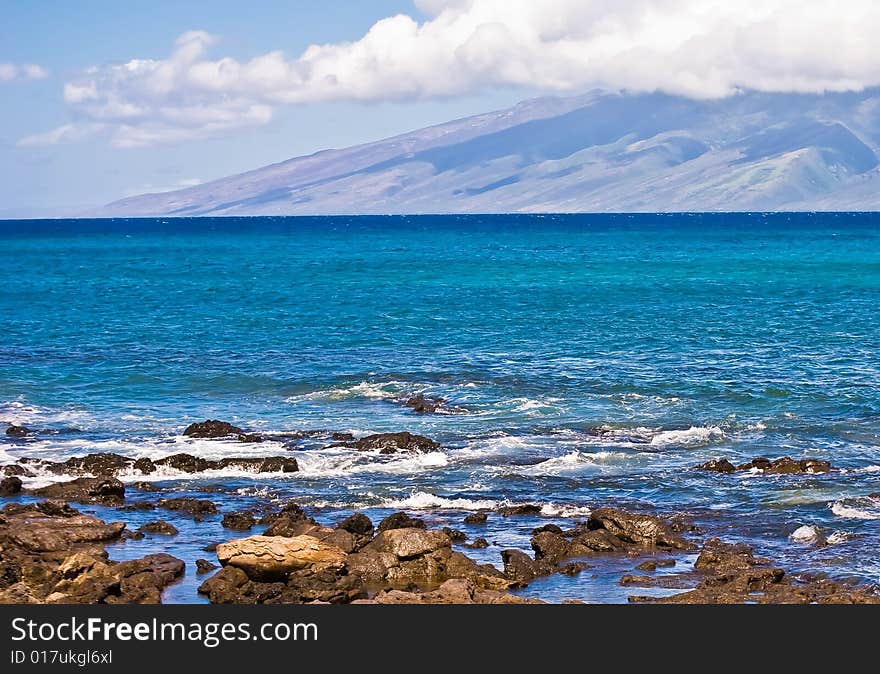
top-left (100, 89), bottom-right (880, 216)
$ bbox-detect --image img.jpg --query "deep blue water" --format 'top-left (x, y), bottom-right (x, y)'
top-left (1, 213), bottom-right (879, 603)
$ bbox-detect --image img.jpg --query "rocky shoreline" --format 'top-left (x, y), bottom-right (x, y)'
top-left (2, 420), bottom-right (876, 605)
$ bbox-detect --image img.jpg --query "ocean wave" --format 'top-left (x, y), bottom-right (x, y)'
top-left (293, 450), bottom-right (448, 478)
top-left (381, 491), bottom-right (498, 511)
top-left (284, 381), bottom-right (407, 403)
top-left (789, 525), bottom-right (821, 543)
top-left (0, 400), bottom-right (93, 427)
top-left (518, 450), bottom-right (631, 475)
top-left (649, 426), bottom-right (724, 447)
top-left (830, 500), bottom-right (880, 520)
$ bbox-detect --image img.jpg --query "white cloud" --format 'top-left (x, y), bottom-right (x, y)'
top-left (0, 62), bottom-right (48, 82)
top-left (27, 1), bottom-right (880, 147)
top-left (17, 123), bottom-right (104, 147)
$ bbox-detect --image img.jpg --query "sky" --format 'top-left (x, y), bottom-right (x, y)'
top-left (2, 0), bottom-right (879, 217)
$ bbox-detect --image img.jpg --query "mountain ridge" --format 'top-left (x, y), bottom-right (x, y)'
top-left (99, 89), bottom-right (880, 216)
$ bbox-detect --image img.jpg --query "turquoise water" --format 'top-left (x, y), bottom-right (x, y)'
top-left (2, 213), bottom-right (879, 602)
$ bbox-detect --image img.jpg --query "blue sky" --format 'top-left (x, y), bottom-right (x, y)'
top-left (2, 1), bottom-right (878, 217)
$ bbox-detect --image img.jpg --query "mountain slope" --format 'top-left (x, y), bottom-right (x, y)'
top-left (101, 90), bottom-right (880, 216)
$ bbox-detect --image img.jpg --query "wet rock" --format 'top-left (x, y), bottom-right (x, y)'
top-left (585, 508), bottom-right (692, 550)
top-left (133, 458), bottom-right (156, 474)
top-left (531, 531), bottom-right (588, 565)
top-left (1, 476), bottom-right (22, 496)
top-left (501, 549), bottom-right (543, 583)
top-left (378, 511), bottom-right (426, 532)
top-left (371, 578), bottom-right (540, 605)
top-left (47, 553), bottom-right (185, 604)
top-left (464, 538), bottom-right (489, 549)
top-left (131, 481), bottom-right (159, 492)
top-left (119, 501), bottom-right (155, 511)
top-left (5, 425), bottom-right (30, 437)
top-left (695, 458), bottom-right (736, 473)
top-left (237, 433), bottom-right (264, 443)
top-left (57, 453), bottom-right (132, 476)
top-left (635, 559), bottom-right (676, 572)
top-left (3, 464), bottom-right (31, 477)
top-left (154, 453), bottom-right (214, 473)
top-left (497, 504), bottom-right (542, 516)
top-left (463, 512), bottom-right (488, 525)
top-left (217, 535), bottom-right (347, 581)
top-left (331, 431), bottom-right (354, 442)
top-left (532, 523), bottom-right (563, 535)
top-left (183, 419), bottom-right (244, 438)
top-left (347, 432), bottom-right (440, 454)
top-left (696, 456), bottom-right (832, 475)
top-left (152, 453), bottom-right (298, 474)
top-left (222, 512), bottom-right (256, 531)
top-left (442, 527), bottom-right (467, 542)
top-left (137, 520), bottom-right (179, 536)
top-left (560, 561), bottom-right (592, 576)
top-left (157, 497), bottom-right (219, 517)
top-left (196, 559), bottom-right (218, 574)
top-left (203, 542), bottom-right (220, 552)
top-left (29, 477), bottom-right (125, 506)
top-left (263, 505), bottom-right (318, 537)
top-left (403, 393), bottom-right (445, 414)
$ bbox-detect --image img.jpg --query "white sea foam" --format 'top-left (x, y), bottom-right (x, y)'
top-left (826, 531), bottom-right (854, 545)
top-left (539, 503), bottom-right (592, 518)
top-left (649, 426), bottom-right (724, 447)
top-left (293, 450), bottom-right (449, 478)
top-left (0, 400), bottom-right (93, 427)
top-left (830, 501), bottom-right (880, 520)
top-left (789, 525), bottom-right (821, 543)
top-left (381, 491), bottom-right (499, 511)
top-left (519, 451), bottom-right (630, 476)
top-left (285, 381), bottom-right (406, 403)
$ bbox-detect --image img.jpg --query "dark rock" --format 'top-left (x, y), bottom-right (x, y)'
top-left (157, 497), bottom-right (219, 517)
top-left (183, 420), bottom-right (244, 438)
top-left (695, 458), bottom-right (736, 473)
top-left (262, 504), bottom-right (318, 537)
top-left (131, 481), bottom-right (159, 492)
top-left (5, 425), bottom-right (29, 437)
top-left (154, 453), bottom-right (213, 473)
top-left (137, 520), bottom-right (179, 536)
top-left (442, 527), bottom-right (467, 542)
top-left (133, 458), bottom-right (156, 474)
top-left (635, 559), bottom-right (676, 572)
top-left (464, 538), bottom-right (489, 549)
top-left (119, 501), bottom-right (155, 511)
top-left (501, 549), bottom-right (542, 583)
top-left (498, 504), bottom-right (542, 516)
top-left (152, 453), bottom-right (298, 474)
top-left (586, 508), bottom-right (692, 550)
top-left (203, 542), bottom-right (220, 552)
top-left (378, 512), bottom-right (426, 532)
top-left (3, 464), bottom-right (31, 477)
top-left (58, 453), bottom-right (132, 476)
top-left (463, 512), bottom-right (488, 525)
top-left (532, 523), bottom-right (563, 535)
top-left (29, 477), bottom-right (125, 506)
top-left (222, 512), bottom-right (256, 531)
top-left (560, 561), bottom-right (592, 576)
top-left (336, 513), bottom-right (373, 536)
top-left (0, 476), bottom-right (22, 496)
top-left (348, 432), bottom-right (440, 454)
top-left (196, 559), bottom-right (218, 575)
top-left (404, 393), bottom-right (445, 414)
top-left (331, 432), bottom-right (354, 442)
top-left (237, 433), bottom-right (264, 443)
top-left (531, 531), bottom-right (587, 565)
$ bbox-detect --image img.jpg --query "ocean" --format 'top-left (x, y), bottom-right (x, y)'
top-left (1, 212), bottom-right (879, 603)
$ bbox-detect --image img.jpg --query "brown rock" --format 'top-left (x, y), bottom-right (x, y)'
top-left (196, 559), bottom-right (218, 574)
top-left (403, 393), bottom-right (445, 414)
top-left (183, 420), bottom-right (244, 438)
top-left (695, 458), bottom-right (736, 473)
top-left (137, 520), bottom-right (178, 536)
top-left (221, 512), bottom-right (256, 531)
top-left (586, 508), bottom-right (691, 550)
top-left (377, 511), bottom-right (425, 532)
top-left (463, 512), bottom-right (488, 525)
top-left (497, 504), bottom-right (542, 516)
top-left (348, 432), bottom-right (440, 454)
top-left (29, 477), bottom-right (125, 506)
top-left (1, 476), bottom-right (22, 496)
top-left (364, 528), bottom-right (451, 559)
top-left (216, 535), bottom-right (347, 581)
top-left (157, 497), bottom-right (219, 517)
top-left (5, 425), bottom-right (30, 437)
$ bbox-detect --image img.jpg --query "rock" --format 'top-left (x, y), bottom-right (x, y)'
top-left (442, 527), bottom-right (467, 542)
top-left (498, 504), bottom-right (542, 516)
top-left (216, 535), bottom-right (348, 581)
top-left (336, 513), bottom-right (373, 536)
top-left (197, 566), bottom-right (251, 603)
top-left (237, 433), bottom-right (264, 443)
top-left (697, 456), bottom-right (832, 475)
top-left (119, 501), bottom-right (156, 511)
top-left (3, 511), bottom-right (125, 552)
top-left (348, 432), bottom-right (440, 454)
top-left (196, 559), bottom-right (218, 574)
top-left (157, 497), bottom-right (219, 517)
top-left (3, 464), bottom-right (31, 477)
top-left (1, 476), bottom-right (22, 496)
top-left (137, 520), bottom-right (179, 536)
top-left (560, 561), bottom-right (592, 576)
top-left (463, 512), bottom-right (488, 525)
top-left (363, 528), bottom-right (450, 559)
top-left (403, 393), bottom-right (445, 414)
top-left (154, 453), bottom-right (214, 473)
top-left (464, 538), bottom-right (489, 549)
top-left (29, 477), bottom-right (125, 506)
top-left (131, 481), bottom-right (159, 491)
top-left (501, 549), bottom-right (543, 583)
top-left (183, 420), bottom-right (244, 438)
top-left (133, 458), bottom-right (156, 474)
top-left (203, 542), bottom-right (220, 552)
top-left (371, 578), bottom-right (539, 605)
top-left (152, 453), bottom-right (298, 474)
top-left (695, 458), bottom-right (736, 473)
top-left (57, 453), bottom-right (132, 476)
top-left (585, 508), bottom-right (692, 550)
top-left (5, 425), bottom-right (30, 437)
top-left (378, 512), bottom-right (426, 532)
top-left (635, 559), bottom-right (676, 572)
top-left (222, 512), bottom-right (256, 530)
top-left (532, 523), bottom-right (563, 535)
top-left (531, 531), bottom-right (587, 565)
top-left (263, 505), bottom-right (318, 537)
